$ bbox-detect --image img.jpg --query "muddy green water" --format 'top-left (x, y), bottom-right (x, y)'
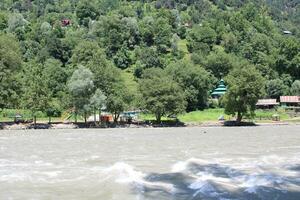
top-left (0, 126), bottom-right (300, 200)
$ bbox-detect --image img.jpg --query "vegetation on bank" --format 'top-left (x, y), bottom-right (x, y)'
top-left (0, 108), bottom-right (296, 125)
top-left (0, 0), bottom-right (300, 124)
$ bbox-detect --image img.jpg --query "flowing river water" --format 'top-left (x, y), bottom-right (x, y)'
top-left (0, 125), bottom-right (300, 200)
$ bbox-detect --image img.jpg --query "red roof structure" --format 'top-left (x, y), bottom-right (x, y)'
top-left (280, 96), bottom-right (300, 103)
top-left (256, 99), bottom-right (279, 106)
top-left (61, 19), bottom-right (71, 26)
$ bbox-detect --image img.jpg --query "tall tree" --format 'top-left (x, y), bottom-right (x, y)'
top-left (166, 60), bottom-right (215, 111)
top-left (90, 89), bottom-right (107, 123)
top-left (291, 80), bottom-right (300, 96)
top-left (223, 64), bottom-right (265, 123)
top-left (106, 83), bottom-right (131, 123)
top-left (68, 65), bottom-right (94, 123)
top-left (0, 34), bottom-right (22, 109)
top-left (139, 68), bottom-right (186, 123)
top-left (22, 61), bottom-right (51, 125)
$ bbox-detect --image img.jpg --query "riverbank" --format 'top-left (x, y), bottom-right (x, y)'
top-left (1, 120), bottom-right (300, 130)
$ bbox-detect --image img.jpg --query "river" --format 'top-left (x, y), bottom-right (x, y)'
top-left (0, 125), bottom-right (299, 200)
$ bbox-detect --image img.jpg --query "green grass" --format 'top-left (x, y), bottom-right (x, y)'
top-left (120, 70), bottom-right (139, 95)
top-left (141, 108), bottom-right (294, 123)
top-left (139, 113), bottom-right (171, 121)
top-left (254, 108), bottom-right (290, 121)
top-left (177, 39), bottom-right (191, 60)
top-left (178, 109), bottom-right (228, 123)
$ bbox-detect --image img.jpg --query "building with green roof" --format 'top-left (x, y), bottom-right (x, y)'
top-left (211, 79), bottom-right (227, 99)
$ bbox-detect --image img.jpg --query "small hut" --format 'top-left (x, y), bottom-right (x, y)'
top-left (256, 99), bottom-right (279, 109)
top-left (280, 96), bottom-right (300, 108)
top-left (211, 79), bottom-right (227, 99)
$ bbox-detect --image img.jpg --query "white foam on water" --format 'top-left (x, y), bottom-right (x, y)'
top-left (171, 158), bottom-right (210, 173)
top-left (103, 162), bottom-right (175, 194)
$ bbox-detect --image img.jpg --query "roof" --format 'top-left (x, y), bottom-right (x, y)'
top-left (211, 79), bottom-right (227, 96)
top-left (283, 30), bottom-right (292, 34)
top-left (211, 91), bottom-right (226, 95)
top-left (256, 99), bottom-right (279, 106)
top-left (280, 96), bottom-right (300, 103)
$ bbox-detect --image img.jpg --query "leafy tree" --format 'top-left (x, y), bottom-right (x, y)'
top-left (204, 49), bottom-right (237, 79)
top-left (265, 79), bottom-right (289, 99)
top-left (139, 68), bottom-right (186, 123)
top-left (223, 65), bottom-right (265, 123)
top-left (0, 34), bottom-right (22, 109)
top-left (113, 47), bottom-right (132, 69)
top-left (7, 13), bottom-right (28, 40)
top-left (187, 25), bottom-right (217, 54)
top-left (153, 17), bottom-right (172, 53)
top-left (22, 61), bottom-right (51, 125)
top-left (0, 11), bottom-right (8, 30)
top-left (106, 83), bottom-right (130, 123)
top-left (166, 60), bottom-right (215, 111)
top-left (90, 89), bottom-right (107, 123)
top-left (134, 46), bottom-right (163, 78)
top-left (68, 65), bottom-right (94, 123)
top-left (70, 41), bottom-right (120, 94)
top-left (46, 98), bottom-right (63, 124)
top-left (76, 0), bottom-right (98, 26)
top-left (43, 58), bottom-right (67, 97)
top-left (291, 80), bottom-right (300, 96)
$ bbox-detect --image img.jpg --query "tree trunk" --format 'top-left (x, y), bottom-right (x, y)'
top-left (237, 112), bottom-right (243, 123)
top-left (84, 112), bottom-right (87, 125)
top-left (156, 113), bottom-right (161, 124)
top-left (34, 115), bottom-right (37, 126)
top-left (93, 108), bottom-right (96, 124)
top-left (48, 116), bottom-right (51, 124)
top-left (98, 109), bottom-right (101, 123)
top-left (74, 111), bottom-right (77, 123)
top-left (113, 112), bottom-right (119, 123)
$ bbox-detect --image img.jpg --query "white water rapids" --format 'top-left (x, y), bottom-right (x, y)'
top-left (0, 126), bottom-right (299, 199)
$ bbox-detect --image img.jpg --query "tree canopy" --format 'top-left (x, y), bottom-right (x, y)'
top-left (0, 0), bottom-right (299, 122)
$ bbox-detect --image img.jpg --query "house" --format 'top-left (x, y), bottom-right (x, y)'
top-left (256, 99), bottom-right (279, 109)
top-left (211, 79), bottom-right (227, 99)
top-left (61, 19), bottom-right (71, 26)
top-left (280, 96), bottom-right (300, 108)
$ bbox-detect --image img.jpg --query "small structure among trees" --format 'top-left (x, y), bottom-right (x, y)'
top-left (280, 96), bottom-right (300, 108)
top-left (211, 79), bottom-right (227, 99)
top-left (61, 19), bottom-right (71, 26)
top-left (256, 99), bottom-right (279, 109)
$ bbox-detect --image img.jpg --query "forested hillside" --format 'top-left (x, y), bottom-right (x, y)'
top-left (0, 0), bottom-right (300, 121)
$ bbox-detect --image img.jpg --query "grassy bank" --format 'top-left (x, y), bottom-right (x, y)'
top-left (178, 109), bottom-right (229, 123)
top-left (1, 108), bottom-right (297, 124)
top-left (141, 108), bottom-right (294, 123)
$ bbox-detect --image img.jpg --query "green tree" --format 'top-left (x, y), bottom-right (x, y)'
top-left (106, 83), bottom-right (130, 123)
top-left (70, 41), bottom-right (120, 94)
top-left (76, 0), bottom-right (98, 26)
top-left (204, 50), bottom-right (237, 79)
top-left (43, 58), bottom-right (67, 97)
top-left (166, 60), bottom-right (215, 111)
top-left (22, 61), bottom-right (51, 125)
top-left (265, 79), bottom-right (289, 99)
top-left (68, 65), bottom-right (94, 123)
top-left (187, 25), bottom-right (217, 54)
top-left (90, 89), bottom-right (107, 123)
top-left (0, 34), bottom-right (22, 109)
top-left (291, 80), bottom-right (300, 96)
top-left (223, 65), bottom-right (265, 123)
top-left (139, 68), bottom-right (186, 123)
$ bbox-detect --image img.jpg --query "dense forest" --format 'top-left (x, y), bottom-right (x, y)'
top-left (0, 0), bottom-right (300, 122)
